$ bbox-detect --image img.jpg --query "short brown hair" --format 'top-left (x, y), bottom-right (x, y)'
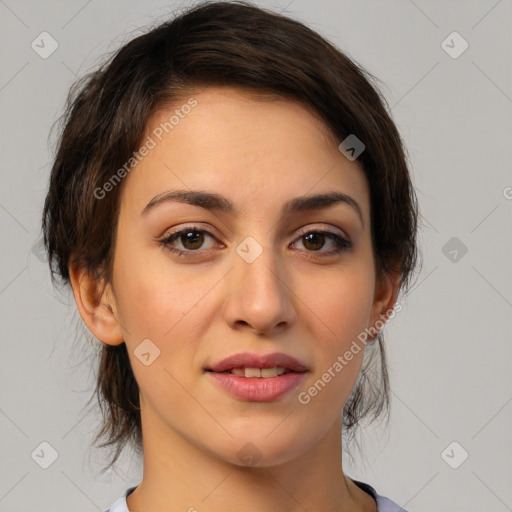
top-left (42, 0), bottom-right (420, 472)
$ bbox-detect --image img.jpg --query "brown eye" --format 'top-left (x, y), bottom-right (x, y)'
top-left (302, 232), bottom-right (326, 251)
top-left (292, 230), bottom-right (351, 255)
top-left (160, 226), bottom-right (219, 257)
top-left (179, 230), bottom-right (205, 250)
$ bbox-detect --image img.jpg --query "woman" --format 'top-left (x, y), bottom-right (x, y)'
top-left (42, 2), bottom-right (419, 511)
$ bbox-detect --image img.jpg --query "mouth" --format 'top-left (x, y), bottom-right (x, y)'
top-left (205, 366), bottom-right (301, 378)
top-left (204, 351), bottom-right (308, 374)
top-left (204, 352), bottom-right (309, 402)
top-left (205, 367), bottom-right (308, 402)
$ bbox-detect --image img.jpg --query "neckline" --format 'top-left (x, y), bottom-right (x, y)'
top-left (123, 479), bottom-right (378, 510)
top-left (350, 478), bottom-right (379, 509)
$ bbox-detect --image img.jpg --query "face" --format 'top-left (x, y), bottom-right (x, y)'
top-left (101, 86), bottom-right (393, 467)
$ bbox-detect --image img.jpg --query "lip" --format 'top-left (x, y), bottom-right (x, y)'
top-left (205, 351), bottom-right (308, 373)
top-left (206, 371), bottom-right (307, 402)
top-left (204, 351), bottom-right (308, 402)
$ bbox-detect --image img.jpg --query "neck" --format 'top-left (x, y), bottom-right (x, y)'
top-left (126, 403), bottom-right (375, 512)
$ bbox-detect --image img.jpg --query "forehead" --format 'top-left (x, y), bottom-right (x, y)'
top-left (119, 86), bottom-right (370, 220)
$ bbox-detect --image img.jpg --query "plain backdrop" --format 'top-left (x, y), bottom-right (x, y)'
top-left (0, 1), bottom-right (511, 511)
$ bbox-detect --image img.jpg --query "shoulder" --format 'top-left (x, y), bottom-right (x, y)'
top-left (104, 486), bottom-right (137, 512)
top-left (352, 479), bottom-right (409, 512)
top-left (375, 494), bottom-right (409, 512)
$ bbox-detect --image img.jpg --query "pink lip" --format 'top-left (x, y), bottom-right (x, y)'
top-left (205, 351), bottom-right (308, 373)
top-left (204, 351), bottom-right (309, 402)
top-left (206, 372), bottom-right (307, 402)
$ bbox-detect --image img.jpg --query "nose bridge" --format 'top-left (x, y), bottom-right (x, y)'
top-left (237, 236), bottom-right (281, 291)
top-left (225, 232), bottom-right (295, 333)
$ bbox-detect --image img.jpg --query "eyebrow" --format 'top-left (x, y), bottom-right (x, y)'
top-left (141, 189), bottom-right (364, 226)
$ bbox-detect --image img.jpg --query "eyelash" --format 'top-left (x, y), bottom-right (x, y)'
top-left (159, 225), bottom-right (352, 258)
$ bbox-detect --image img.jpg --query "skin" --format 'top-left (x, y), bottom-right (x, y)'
top-left (70, 86), bottom-right (399, 512)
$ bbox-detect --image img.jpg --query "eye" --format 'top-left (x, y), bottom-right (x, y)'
top-left (291, 229), bottom-right (351, 256)
top-left (159, 226), bottom-right (220, 257)
top-left (159, 225), bottom-right (352, 259)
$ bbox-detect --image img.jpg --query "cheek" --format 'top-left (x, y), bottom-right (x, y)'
top-left (113, 241), bottom-right (211, 336)
top-left (301, 265), bottom-right (374, 398)
top-left (112, 250), bottom-right (228, 391)
top-left (309, 268), bottom-right (374, 345)
top-left (111, 249), bottom-right (215, 402)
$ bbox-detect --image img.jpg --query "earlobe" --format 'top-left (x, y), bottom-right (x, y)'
top-left (69, 263), bottom-right (124, 346)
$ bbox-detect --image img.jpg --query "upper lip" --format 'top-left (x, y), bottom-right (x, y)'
top-left (205, 352), bottom-right (308, 373)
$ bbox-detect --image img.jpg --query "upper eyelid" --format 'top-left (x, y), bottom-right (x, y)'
top-left (162, 224), bottom-right (221, 242)
top-left (295, 224), bottom-right (348, 239)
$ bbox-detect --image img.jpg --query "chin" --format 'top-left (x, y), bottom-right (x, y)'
top-left (211, 428), bottom-right (312, 469)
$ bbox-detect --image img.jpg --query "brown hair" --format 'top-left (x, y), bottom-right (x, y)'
top-left (42, 0), bottom-right (420, 472)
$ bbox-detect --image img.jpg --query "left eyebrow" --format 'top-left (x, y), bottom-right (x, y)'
top-left (141, 189), bottom-right (364, 227)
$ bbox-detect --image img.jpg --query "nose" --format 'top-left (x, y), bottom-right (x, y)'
top-left (223, 244), bottom-right (297, 336)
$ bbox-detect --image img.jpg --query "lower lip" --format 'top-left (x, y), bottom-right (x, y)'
top-left (206, 371), bottom-right (307, 402)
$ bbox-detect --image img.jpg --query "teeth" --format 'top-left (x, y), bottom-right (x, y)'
top-left (230, 367), bottom-right (287, 377)
top-left (261, 367), bottom-right (278, 378)
top-left (244, 367), bottom-right (261, 378)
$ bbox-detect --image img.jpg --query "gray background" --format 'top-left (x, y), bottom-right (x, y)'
top-left (1, 0), bottom-right (511, 510)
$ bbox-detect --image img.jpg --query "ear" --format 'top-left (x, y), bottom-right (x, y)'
top-left (368, 269), bottom-right (401, 340)
top-left (69, 263), bottom-right (124, 346)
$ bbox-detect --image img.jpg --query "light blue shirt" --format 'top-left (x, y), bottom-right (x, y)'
top-left (104, 480), bottom-right (409, 512)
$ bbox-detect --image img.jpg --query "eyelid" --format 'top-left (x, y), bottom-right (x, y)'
top-left (161, 223), bottom-right (222, 240)
top-left (295, 223), bottom-right (350, 241)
